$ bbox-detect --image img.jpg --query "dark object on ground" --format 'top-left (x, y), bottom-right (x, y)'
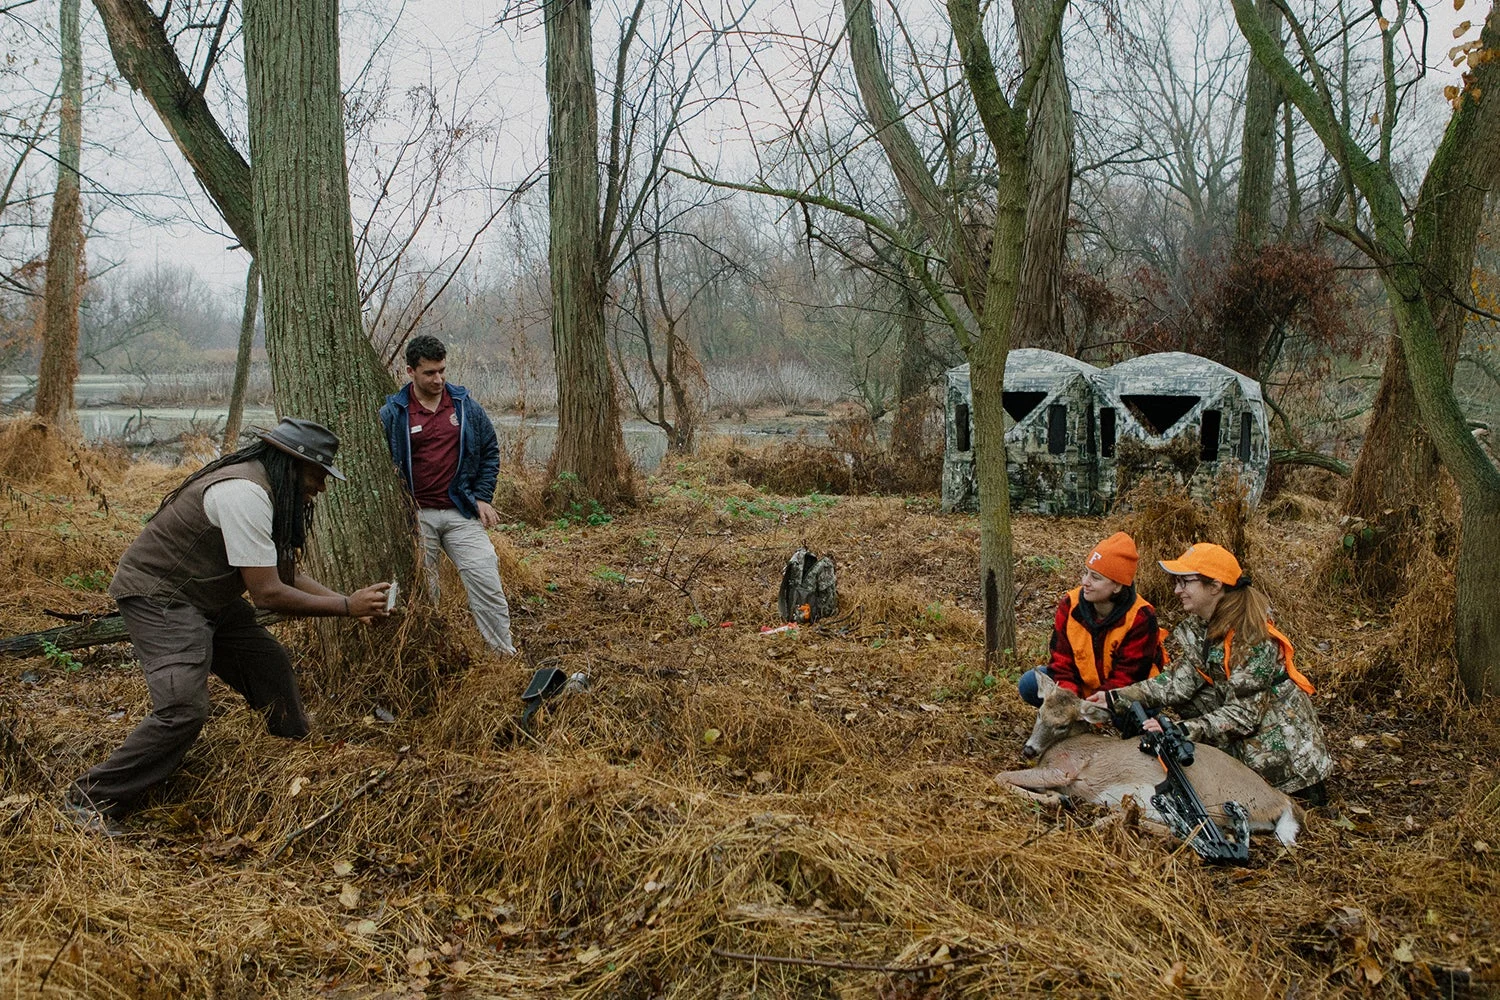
top-left (1110, 695), bottom-right (1252, 865)
top-left (777, 547), bottom-right (837, 624)
top-left (519, 665), bottom-right (568, 734)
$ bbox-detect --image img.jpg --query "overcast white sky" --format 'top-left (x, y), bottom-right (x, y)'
top-left (0, 0), bottom-right (1482, 310)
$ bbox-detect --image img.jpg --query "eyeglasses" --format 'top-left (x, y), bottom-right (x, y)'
top-left (1171, 575), bottom-right (1205, 589)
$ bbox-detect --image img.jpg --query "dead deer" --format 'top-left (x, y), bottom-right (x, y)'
top-left (997, 672), bottom-right (1303, 845)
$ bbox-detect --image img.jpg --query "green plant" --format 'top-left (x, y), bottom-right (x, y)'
top-left (687, 613), bottom-right (710, 629)
top-left (1022, 554), bottom-right (1067, 575)
top-left (591, 567), bottom-right (627, 584)
top-left (41, 640), bottom-right (82, 672)
top-left (62, 568), bottom-right (111, 591)
top-left (921, 601), bottom-right (945, 624)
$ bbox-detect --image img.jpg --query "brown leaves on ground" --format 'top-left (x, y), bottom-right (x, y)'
top-left (0, 436), bottom-right (1497, 998)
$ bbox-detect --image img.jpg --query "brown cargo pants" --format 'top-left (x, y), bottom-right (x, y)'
top-left (69, 595), bottom-right (309, 818)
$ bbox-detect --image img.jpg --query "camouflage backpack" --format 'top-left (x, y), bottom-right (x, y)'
top-left (778, 548), bottom-right (838, 623)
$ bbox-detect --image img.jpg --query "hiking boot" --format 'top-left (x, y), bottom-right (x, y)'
top-left (61, 797), bottom-right (123, 838)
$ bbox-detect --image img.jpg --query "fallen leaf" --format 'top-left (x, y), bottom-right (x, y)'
top-left (1161, 960), bottom-right (1187, 989)
top-left (332, 860), bottom-right (354, 877)
top-left (449, 959), bottom-right (471, 976)
top-left (702, 728), bottom-right (721, 745)
top-left (406, 946), bottom-right (431, 977)
top-left (577, 945), bottom-right (602, 964)
top-left (1350, 735), bottom-right (1371, 749)
top-left (289, 776), bottom-right (307, 797)
top-left (1474, 840), bottom-right (1490, 853)
top-left (1358, 956), bottom-right (1384, 985)
top-left (752, 771), bottom-right (772, 784)
top-left (1394, 938), bottom-right (1416, 963)
top-left (919, 703), bottom-right (941, 713)
top-left (1379, 734), bottom-right (1403, 751)
top-left (338, 884), bottom-right (360, 909)
top-left (350, 919), bottom-right (378, 936)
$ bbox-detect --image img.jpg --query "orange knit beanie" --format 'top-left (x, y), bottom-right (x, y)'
top-left (1085, 531), bottom-right (1138, 586)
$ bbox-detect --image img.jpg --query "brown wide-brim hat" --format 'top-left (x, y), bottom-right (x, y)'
top-left (254, 417), bottom-right (347, 481)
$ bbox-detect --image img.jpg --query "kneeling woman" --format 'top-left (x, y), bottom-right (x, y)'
top-left (1090, 542), bottom-right (1333, 801)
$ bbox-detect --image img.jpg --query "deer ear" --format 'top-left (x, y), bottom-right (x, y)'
top-left (1034, 670), bottom-right (1058, 699)
top-left (1078, 698), bottom-right (1113, 725)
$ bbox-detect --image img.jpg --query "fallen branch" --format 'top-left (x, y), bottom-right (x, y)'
top-left (263, 747), bottom-right (408, 863)
top-left (1, 610), bottom-right (285, 658)
top-left (1269, 448), bottom-right (1350, 477)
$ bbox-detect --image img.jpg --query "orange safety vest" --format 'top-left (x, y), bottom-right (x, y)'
top-left (1064, 588), bottom-right (1164, 696)
top-left (1198, 623), bottom-right (1316, 695)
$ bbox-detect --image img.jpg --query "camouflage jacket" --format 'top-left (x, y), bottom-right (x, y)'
top-left (1111, 618), bottom-right (1333, 794)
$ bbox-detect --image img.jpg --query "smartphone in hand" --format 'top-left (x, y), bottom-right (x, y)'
top-left (384, 580), bottom-right (400, 613)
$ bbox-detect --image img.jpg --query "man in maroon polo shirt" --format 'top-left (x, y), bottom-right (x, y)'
top-left (380, 336), bottom-right (515, 655)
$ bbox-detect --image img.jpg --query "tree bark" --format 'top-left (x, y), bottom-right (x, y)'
top-left (545, 0), bottom-right (631, 506)
top-left (1011, 0), bottom-right (1072, 352)
top-left (888, 266), bottom-right (929, 462)
top-left (1234, 0), bottom-right (1281, 252)
top-left (33, 0), bottom-right (84, 425)
top-left (90, 0), bottom-right (255, 253)
top-left (243, 0), bottom-right (412, 596)
top-left (222, 257), bottom-right (260, 452)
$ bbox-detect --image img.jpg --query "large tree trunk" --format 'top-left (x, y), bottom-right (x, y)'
top-left (545, 0), bottom-right (631, 506)
top-left (33, 0), bottom-right (84, 425)
top-left (91, 0), bottom-right (255, 252)
top-left (243, 0), bottom-right (411, 597)
top-left (1234, 0), bottom-right (1281, 252)
top-left (222, 258), bottom-right (260, 452)
top-left (1011, 0), bottom-right (1072, 352)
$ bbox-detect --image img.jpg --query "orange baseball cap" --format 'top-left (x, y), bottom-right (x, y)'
top-left (1085, 531), bottom-right (1138, 585)
top-left (1159, 542), bottom-right (1243, 586)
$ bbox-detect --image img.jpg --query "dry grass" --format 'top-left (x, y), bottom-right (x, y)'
top-left (1, 428), bottom-right (1497, 999)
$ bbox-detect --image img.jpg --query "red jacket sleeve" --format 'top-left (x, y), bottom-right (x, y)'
top-left (1047, 595), bottom-right (1083, 694)
top-left (1098, 603), bottom-right (1162, 691)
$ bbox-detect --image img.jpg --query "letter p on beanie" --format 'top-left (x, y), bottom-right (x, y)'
top-left (1086, 532), bottom-right (1138, 586)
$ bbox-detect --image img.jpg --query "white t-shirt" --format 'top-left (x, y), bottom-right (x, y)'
top-left (203, 478), bottom-right (278, 568)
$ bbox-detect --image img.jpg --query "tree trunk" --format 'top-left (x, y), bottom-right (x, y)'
top-left (33, 0), bottom-right (84, 425)
top-left (222, 258), bottom-right (260, 452)
top-left (91, 0), bottom-right (255, 252)
top-left (1456, 492), bottom-right (1500, 697)
top-left (1011, 0), bottom-right (1072, 352)
top-left (243, 0), bottom-right (411, 595)
top-left (888, 267), bottom-right (929, 462)
top-left (1234, 0), bottom-right (1281, 252)
top-left (545, 0), bottom-right (631, 506)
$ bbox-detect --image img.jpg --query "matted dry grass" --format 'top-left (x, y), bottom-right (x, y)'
top-left (1, 427), bottom-right (1497, 999)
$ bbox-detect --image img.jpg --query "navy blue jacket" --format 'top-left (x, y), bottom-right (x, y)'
top-left (379, 383), bottom-right (499, 520)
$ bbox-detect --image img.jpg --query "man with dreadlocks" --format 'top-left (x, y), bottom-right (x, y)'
top-left (64, 418), bottom-right (392, 831)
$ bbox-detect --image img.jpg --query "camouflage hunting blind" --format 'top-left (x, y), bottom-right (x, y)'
top-left (942, 351), bottom-right (1271, 515)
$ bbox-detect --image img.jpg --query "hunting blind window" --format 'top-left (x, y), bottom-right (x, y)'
top-left (955, 403), bottom-right (971, 452)
top-left (1120, 394), bottom-right (1200, 436)
top-left (1100, 407), bottom-right (1116, 457)
top-left (1239, 412), bottom-right (1252, 462)
top-left (1003, 391), bottom-right (1047, 424)
top-left (1047, 404), bottom-right (1067, 455)
top-left (1200, 409), bottom-right (1221, 460)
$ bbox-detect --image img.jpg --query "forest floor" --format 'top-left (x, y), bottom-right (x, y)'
top-left (0, 425), bottom-right (1497, 999)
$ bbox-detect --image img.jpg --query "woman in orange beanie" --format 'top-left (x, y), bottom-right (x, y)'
top-left (1017, 531), bottom-right (1164, 707)
top-left (1090, 542), bottom-right (1332, 800)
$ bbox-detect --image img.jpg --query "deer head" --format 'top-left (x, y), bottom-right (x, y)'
top-left (1022, 672), bottom-right (1114, 759)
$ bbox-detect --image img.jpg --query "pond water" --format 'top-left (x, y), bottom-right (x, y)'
top-left (3, 375), bottom-right (801, 470)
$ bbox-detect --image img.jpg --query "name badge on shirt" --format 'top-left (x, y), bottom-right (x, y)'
top-left (411, 425), bottom-right (423, 434)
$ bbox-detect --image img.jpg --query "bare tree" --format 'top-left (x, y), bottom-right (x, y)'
top-left (243, 0), bottom-right (414, 611)
top-left (1234, 0), bottom-right (1500, 697)
top-left (33, 0), bottom-right (85, 424)
top-left (221, 256), bottom-right (257, 450)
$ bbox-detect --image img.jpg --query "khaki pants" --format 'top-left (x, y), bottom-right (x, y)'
top-left (70, 596), bottom-right (307, 818)
top-left (417, 507), bottom-right (515, 654)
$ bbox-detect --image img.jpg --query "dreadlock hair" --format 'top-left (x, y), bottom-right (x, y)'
top-left (154, 441), bottom-right (316, 584)
top-left (1204, 569), bottom-right (1273, 668)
